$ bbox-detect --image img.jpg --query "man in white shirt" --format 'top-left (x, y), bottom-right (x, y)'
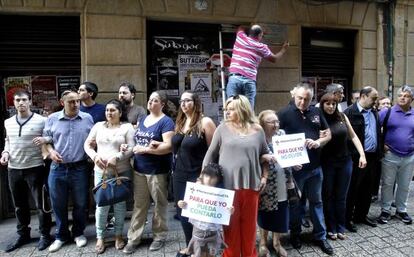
top-left (1, 90), bottom-right (52, 252)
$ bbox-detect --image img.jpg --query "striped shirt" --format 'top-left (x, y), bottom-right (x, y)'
top-left (3, 113), bottom-right (46, 169)
top-left (229, 30), bottom-right (272, 81)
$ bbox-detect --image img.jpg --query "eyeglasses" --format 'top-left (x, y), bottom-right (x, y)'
top-left (179, 99), bottom-right (193, 104)
top-left (265, 120), bottom-right (280, 125)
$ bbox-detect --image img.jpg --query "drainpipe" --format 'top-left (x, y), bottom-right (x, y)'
top-left (384, 0), bottom-right (395, 99)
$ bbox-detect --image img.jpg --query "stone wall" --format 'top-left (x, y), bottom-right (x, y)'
top-left (1, 0), bottom-right (413, 110)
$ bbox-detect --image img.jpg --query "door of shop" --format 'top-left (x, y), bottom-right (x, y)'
top-left (301, 27), bottom-right (356, 104)
top-left (0, 14), bottom-right (81, 219)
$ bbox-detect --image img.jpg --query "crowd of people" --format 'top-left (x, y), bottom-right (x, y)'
top-left (2, 80), bottom-right (413, 257)
top-left (1, 22), bottom-right (414, 257)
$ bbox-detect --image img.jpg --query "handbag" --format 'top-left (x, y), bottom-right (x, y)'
top-left (287, 177), bottom-right (302, 205)
top-left (92, 165), bottom-right (133, 207)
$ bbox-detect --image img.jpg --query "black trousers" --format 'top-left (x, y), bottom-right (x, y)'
top-left (173, 172), bottom-right (199, 245)
top-left (8, 165), bottom-right (52, 237)
top-left (345, 152), bottom-right (378, 223)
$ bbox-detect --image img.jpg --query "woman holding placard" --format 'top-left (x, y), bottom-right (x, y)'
top-left (172, 91), bottom-right (216, 257)
top-left (319, 93), bottom-right (366, 240)
top-left (202, 95), bottom-right (269, 257)
top-left (256, 110), bottom-right (297, 257)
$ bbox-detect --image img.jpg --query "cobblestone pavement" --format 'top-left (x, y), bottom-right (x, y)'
top-left (1, 184), bottom-right (414, 257)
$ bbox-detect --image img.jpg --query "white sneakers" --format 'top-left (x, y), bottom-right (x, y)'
top-left (48, 236), bottom-right (87, 252)
top-left (74, 235), bottom-right (88, 247)
top-left (48, 240), bottom-right (65, 252)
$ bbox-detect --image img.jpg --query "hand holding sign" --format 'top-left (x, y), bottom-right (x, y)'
top-left (272, 133), bottom-right (310, 168)
top-left (181, 182), bottom-right (235, 225)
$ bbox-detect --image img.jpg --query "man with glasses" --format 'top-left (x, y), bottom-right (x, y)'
top-left (78, 81), bottom-right (105, 123)
top-left (316, 83), bottom-right (346, 111)
top-left (226, 24), bottom-right (289, 109)
top-left (43, 90), bottom-right (94, 252)
top-left (377, 85), bottom-right (414, 225)
top-left (1, 90), bottom-right (52, 252)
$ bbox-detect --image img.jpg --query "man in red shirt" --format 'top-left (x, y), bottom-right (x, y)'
top-left (227, 24), bottom-right (289, 109)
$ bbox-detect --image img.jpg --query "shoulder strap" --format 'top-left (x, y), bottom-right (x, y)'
top-left (382, 107), bottom-right (392, 140)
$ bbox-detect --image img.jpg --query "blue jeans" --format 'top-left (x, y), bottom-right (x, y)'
top-left (290, 167), bottom-right (326, 240)
top-left (322, 158), bottom-right (352, 234)
top-left (48, 161), bottom-right (89, 241)
top-left (381, 151), bottom-right (414, 213)
top-left (226, 75), bottom-right (256, 108)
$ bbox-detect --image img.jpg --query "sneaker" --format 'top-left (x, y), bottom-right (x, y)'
top-left (48, 239), bottom-right (65, 252)
top-left (149, 240), bottom-right (164, 251)
top-left (74, 235), bottom-right (87, 247)
top-left (377, 211), bottom-right (391, 224)
top-left (396, 211), bottom-right (413, 224)
top-left (123, 242), bottom-right (138, 254)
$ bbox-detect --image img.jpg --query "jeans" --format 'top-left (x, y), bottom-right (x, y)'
top-left (94, 170), bottom-right (131, 239)
top-left (226, 75), bottom-right (256, 109)
top-left (48, 161), bottom-right (89, 241)
top-left (322, 158), bottom-right (352, 234)
top-left (8, 166), bottom-right (52, 237)
top-left (290, 166), bottom-right (326, 240)
top-left (381, 151), bottom-right (414, 213)
top-left (173, 173), bottom-right (199, 245)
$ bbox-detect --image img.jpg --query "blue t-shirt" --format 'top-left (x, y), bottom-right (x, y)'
top-left (80, 103), bottom-right (106, 123)
top-left (134, 115), bottom-right (175, 174)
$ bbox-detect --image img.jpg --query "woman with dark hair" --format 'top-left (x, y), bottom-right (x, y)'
top-left (319, 93), bottom-right (366, 240)
top-left (172, 91), bottom-right (216, 257)
top-left (123, 91), bottom-right (175, 254)
top-left (84, 99), bottom-right (135, 254)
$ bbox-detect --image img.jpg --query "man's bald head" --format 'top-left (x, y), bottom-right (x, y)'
top-left (249, 25), bottom-right (263, 39)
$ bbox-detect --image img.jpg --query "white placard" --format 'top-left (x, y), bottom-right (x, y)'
top-left (181, 182), bottom-right (235, 225)
top-left (272, 133), bottom-right (310, 168)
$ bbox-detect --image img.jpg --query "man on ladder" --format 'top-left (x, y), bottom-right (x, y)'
top-left (226, 24), bottom-right (289, 109)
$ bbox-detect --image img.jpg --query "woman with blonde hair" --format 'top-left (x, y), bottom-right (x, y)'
top-left (172, 91), bottom-right (216, 257)
top-left (202, 95), bottom-right (269, 257)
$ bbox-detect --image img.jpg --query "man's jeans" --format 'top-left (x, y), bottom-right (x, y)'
top-left (48, 161), bottom-right (89, 241)
top-left (226, 75), bottom-right (256, 109)
top-left (290, 166), bottom-right (326, 240)
top-left (322, 158), bottom-right (352, 234)
top-left (381, 151), bottom-right (414, 213)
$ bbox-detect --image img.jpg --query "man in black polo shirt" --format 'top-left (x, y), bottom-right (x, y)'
top-left (278, 83), bottom-right (333, 255)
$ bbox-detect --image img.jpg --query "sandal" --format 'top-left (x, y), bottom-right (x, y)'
top-left (274, 244), bottom-right (288, 257)
top-left (327, 232), bottom-right (337, 240)
top-left (115, 236), bottom-right (125, 250)
top-left (259, 245), bottom-right (270, 257)
top-left (95, 240), bottom-right (106, 254)
top-left (337, 233), bottom-right (347, 240)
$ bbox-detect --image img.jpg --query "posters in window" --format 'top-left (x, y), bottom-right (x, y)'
top-left (178, 54), bottom-right (209, 93)
top-left (4, 76), bottom-right (31, 116)
top-left (31, 76), bottom-right (58, 115)
top-left (157, 66), bottom-right (179, 96)
top-left (190, 72), bottom-right (212, 97)
top-left (56, 76), bottom-right (81, 98)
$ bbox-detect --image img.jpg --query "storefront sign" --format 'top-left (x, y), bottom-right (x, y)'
top-left (181, 182), bottom-right (235, 225)
top-left (272, 133), bottom-right (310, 168)
top-left (56, 76), bottom-right (80, 98)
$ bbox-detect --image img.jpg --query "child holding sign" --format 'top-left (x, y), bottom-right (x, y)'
top-left (178, 163), bottom-right (234, 257)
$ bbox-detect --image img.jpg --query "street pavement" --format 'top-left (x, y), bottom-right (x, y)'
top-left (1, 184), bottom-right (414, 257)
